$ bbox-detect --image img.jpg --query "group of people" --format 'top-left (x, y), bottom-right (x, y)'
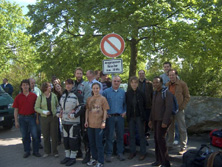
top-left (12, 62), bottom-right (190, 167)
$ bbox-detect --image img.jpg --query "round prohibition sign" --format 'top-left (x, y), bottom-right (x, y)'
top-left (100, 33), bottom-right (125, 58)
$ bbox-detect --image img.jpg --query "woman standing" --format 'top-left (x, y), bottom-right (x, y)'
top-left (35, 82), bottom-right (59, 158)
top-left (59, 79), bottom-right (80, 166)
top-left (126, 76), bottom-right (147, 160)
top-left (52, 83), bottom-right (63, 145)
top-left (85, 83), bottom-right (109, 167)
top-left (148, 77), bottom-right (173, 167)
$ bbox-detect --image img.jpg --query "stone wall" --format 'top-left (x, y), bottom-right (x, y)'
top-left (185, 96), bottom-right (222, 133)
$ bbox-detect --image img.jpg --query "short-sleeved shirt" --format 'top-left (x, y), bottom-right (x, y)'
top-left (13, 92), bottom-right (37, 115)
top-left (86, 95), bottom-right (109, 128)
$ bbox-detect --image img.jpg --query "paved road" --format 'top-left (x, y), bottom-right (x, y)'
top-left (0, 127), bottom-right (216, 167)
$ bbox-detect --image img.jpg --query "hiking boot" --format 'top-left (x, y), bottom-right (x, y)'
top-left (66, 158), bottom-right (76, 166)
top-left (60, 157), bottom-right (70, 164)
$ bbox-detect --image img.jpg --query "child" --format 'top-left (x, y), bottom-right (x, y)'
top-left (85, 83), bottom-right (109, 167)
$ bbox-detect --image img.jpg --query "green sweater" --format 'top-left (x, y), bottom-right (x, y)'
top-left (35, 92), bottom-right (58, 117)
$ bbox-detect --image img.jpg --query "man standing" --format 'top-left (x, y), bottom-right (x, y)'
top-left (72, 67), bottom-right (91, 163)
top-left (86, 70), bottom-right (103, 94)
top-left (1, 78), bottom-right (13, 96)
top-left (149, 76), bottom-right (173, 167)
top-left (29, 78), bottom-right (41, 96)
top-left (138, 70), bottom-right (153, 138)
top-left (103, 76), bottom-right (126, 162)
top-left (29, 78), bottom-right (43, 149)
top-left (13, 79), bottom-right (41, 158)
top-left (160, 62), bottom-right (172, 86)
top-left (166, 69), bottom-right (190, 155)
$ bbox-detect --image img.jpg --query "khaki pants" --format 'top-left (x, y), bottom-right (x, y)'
top-left (41, 116), bottom-right (58, 154)
top-left (167, 110), bottom-right (188, 149)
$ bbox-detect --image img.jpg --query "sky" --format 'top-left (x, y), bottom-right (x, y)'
top-left (6, 0), bottom-right (37, 14)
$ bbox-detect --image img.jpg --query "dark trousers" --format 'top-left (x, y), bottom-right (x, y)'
top-left (144, 109), bottom-right (151, 135)
top-left (129, 117), bottom-right (146, 155)
top-left (153, 121), bottom-right (170, 166)
top-left (41, 116), bottom-right (58, 154)
top-left (63, 124), bottom-right (81, 151)
top-left (88, 128), bottom-right (104, 164)
top-left (19, 115), bottom-right (39, 154)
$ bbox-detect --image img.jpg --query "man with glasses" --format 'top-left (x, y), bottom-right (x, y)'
top-left (103, 76), bottom-right (126, 162)
top-left (138, 70), bottom-right (153, 138)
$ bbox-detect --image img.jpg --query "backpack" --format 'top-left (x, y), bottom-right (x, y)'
top-left (210, 129), bottom-right (222, 148)
top-left (204, 151), bottom-right (222, 167)
top-left (156, 87), bottom-right (179, 115)
top-left (181, 144), bottom-right (213, 167)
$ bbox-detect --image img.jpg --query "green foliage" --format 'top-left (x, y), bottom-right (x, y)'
top-left (0, 0), bottom-right (39, 97)
top-left (23, 0), bottom-right (222, 97)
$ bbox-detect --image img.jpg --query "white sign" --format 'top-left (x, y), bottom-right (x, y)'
top-left (102, 59), bottom-right (123, 74)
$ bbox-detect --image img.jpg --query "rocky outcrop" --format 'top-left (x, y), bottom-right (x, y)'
top-left (185, 96), bottom-right (222, 133)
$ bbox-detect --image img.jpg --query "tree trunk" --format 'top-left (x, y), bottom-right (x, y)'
top-left (129, 38), bottom-right (138, 78)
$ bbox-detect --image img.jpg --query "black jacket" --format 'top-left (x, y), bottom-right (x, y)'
top-left (126, 88), bottom-right (146, 122)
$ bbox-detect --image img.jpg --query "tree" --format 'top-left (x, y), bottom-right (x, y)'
top-left (0, 0), bottom-right (39, 96)
top-left (27, 0), bottom-right (222, 96)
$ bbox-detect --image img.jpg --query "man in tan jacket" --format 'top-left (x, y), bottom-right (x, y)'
top-left (166, 69), bottom-right (190, 155)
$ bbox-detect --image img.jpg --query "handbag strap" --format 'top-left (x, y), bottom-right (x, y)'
top-left (207, 151), bottom-right (222, 167)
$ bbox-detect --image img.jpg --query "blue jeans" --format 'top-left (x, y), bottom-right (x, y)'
top-left (129, 117), bottom-right (146, 155)
top-left (36, 114), bottom-right (42, 145)
top-left (105, 116), bottom-right (124, 156)
top-left (19, 115), bottom-right (39, 154)
top-left (88, 128), bottom-right (104, 164)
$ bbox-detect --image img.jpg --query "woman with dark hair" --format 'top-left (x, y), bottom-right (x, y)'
top-left (35, 82), bottom-right (59, 158)
top-left (126, 76), bottom-right (147, 161)
top-left (85, 82), bottom-right (109, 167)
top-left (52, 82), bottom-right (63, 145)
top-left (59, 79), bottom-right (80, 166)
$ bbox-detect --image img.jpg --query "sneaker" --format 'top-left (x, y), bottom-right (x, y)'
top-left (33, 152), bottom-right (41, 157)
top-left (94, 162), bottom-right (104, 167)
top-left (54, 154), bottom-right (59, 158)
top-left (43, 154), bottom-right (49, 158)
top-left (66, 158), bottom-right (76, 166)
top-left (105, 155), bottom-right (112, 162)
top-left (179, 148), bottom-right (187, 155)
top-left (23, 152), bottom-right (30, 158)
top-left (60, 157), bottom-right (70, 164)
top-left (117, 154), bottom-right (125, 161)
top-left (173, 140), bottom-right (179, 145)
top-left (87, 159), bottom-right (97, 166)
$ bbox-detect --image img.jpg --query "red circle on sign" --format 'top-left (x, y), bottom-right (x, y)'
top-left (100, 33), bottom-right (125, 58)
